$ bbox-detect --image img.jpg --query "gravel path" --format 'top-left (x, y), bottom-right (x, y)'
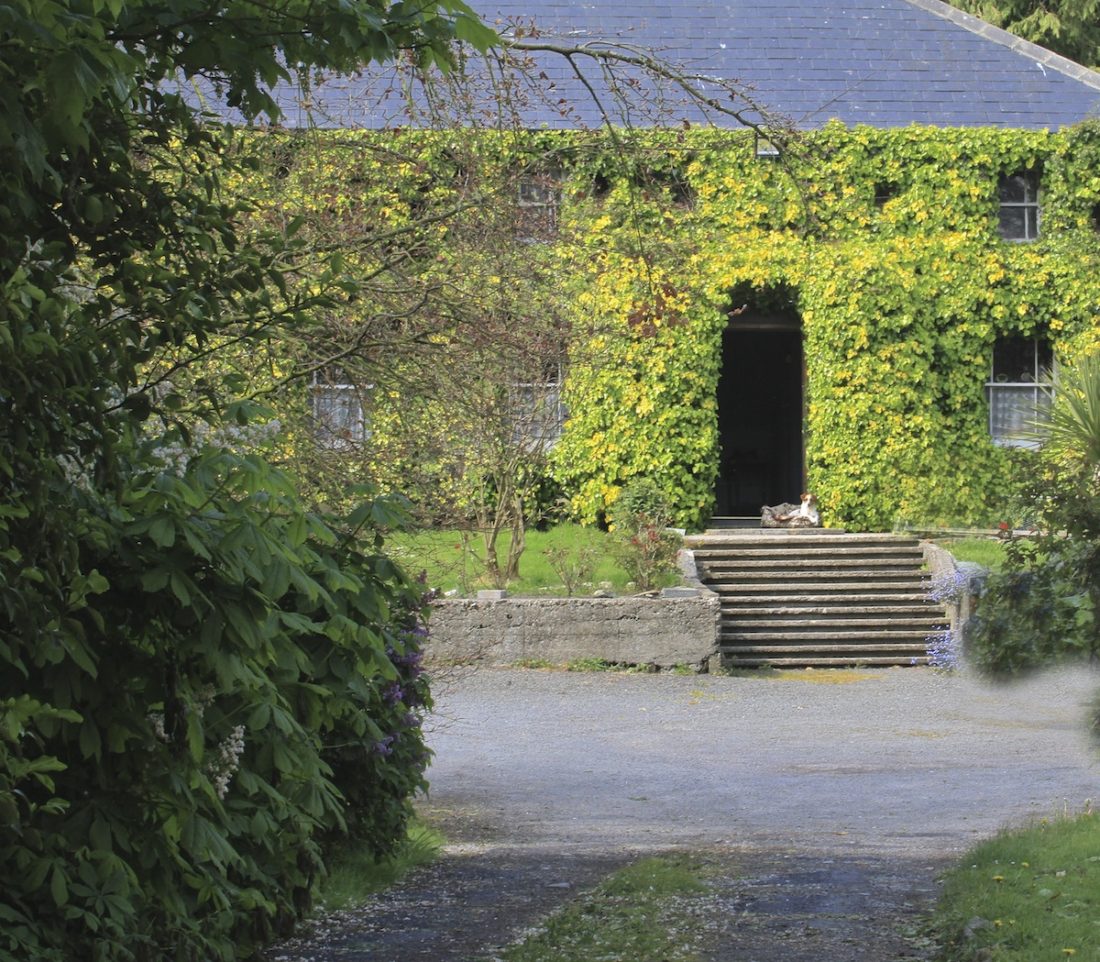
top-left (271, 665), bottom-right (1100, 961)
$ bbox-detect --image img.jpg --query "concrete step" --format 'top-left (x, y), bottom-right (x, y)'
top-left (694, 545), bottom-right (924, 559)
top-left (689, 532), bottom-right (916, 545)
top-left (714, 579), bottom-right (928, 592)
top-left (714, 592), bottom-right (932, 605)
top-left (702, 560), bottom-right (924, 574)
top-left (707, 575), bottom-right (926, 592)
top-left (720, 628), bottom-right (937, 643)
top-left (721, 611), bottom-right (944, 627)
top-left (701, 557), bottom-right (925, 572)
top-left (723, 654), bottom-right (932, 667)
top-left (718, 641), bottom-right (932, 654)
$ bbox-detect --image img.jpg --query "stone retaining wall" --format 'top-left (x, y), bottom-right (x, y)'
top-left (426, 591), bottom-right (720, 668)
top-left (426, 551), bottom-right (719, 668)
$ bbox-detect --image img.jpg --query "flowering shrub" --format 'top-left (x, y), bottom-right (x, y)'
top-left (923, 569), bottom-right (970, 670)
top-left (324, 604), bottom-right (434, 856)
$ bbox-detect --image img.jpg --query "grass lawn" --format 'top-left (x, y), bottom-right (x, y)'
top-left (936, 536), bottom-right (1007, 572)
top-left (386, 523), bottom-right (679, 597)
top-left (930, 812), bottom-right (1100, 961)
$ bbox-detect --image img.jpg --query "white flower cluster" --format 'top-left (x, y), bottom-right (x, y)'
top-left (148, 712), bottom-right (169, 743)
top-left (208, 725), bottom-right (247, 800)
top-left (152, 418), bottom-right (283, 477)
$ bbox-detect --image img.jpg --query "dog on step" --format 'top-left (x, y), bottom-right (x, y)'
top-left (760, 493), bottom-right (820, 528)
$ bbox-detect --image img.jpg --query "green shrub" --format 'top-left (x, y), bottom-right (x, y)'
top-left (610, 479), bottom-right (682, 591)
top-left (611, 476), bottom-right (672, 530)
top-left (542, 544), bottom-right (598, 596)
top-left (0, 440), bottom-right (431, 962)
top-left (965, 354), bottom-right (1100, 675)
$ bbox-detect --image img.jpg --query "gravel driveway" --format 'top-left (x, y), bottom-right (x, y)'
top-left (271, 665), bottom-right (1100, 962)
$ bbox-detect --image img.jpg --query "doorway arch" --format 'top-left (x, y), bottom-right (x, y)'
top-left (713, 309), bottom-right (805, 519)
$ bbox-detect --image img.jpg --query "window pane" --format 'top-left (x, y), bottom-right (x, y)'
top-left (518, 180), bottom-right (556, 206)
top-left (1036, 338), bottom-right (1053, 373)
top-left (992, 336), bottom-right (1035, 381)
top-left (998, 174), bottom-right (1029, 203)
top-left (313, 387), bottom-right (364, 446)
top-left (515, 203), bottom-right (557, 240)
top-left (510, 382), bottom-right (564, 448)
top-left (1026, 207), bottom-right (1039, 240)
top-left (998, 206), bottom-right (1027, 240)
top-left (989, 385), bottom-right (1039, 442)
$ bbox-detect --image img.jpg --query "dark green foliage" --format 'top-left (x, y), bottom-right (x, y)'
top-left (611, 477), bottom-right (673, 531)
top-left (947, 0), bottom-right (1100, 67)
top-left (0, 1), bottom-right (493, 958)
top-left (3, 443), bottom-right (432, 961)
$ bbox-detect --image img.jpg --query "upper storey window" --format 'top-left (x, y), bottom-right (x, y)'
top-left (515, 171), bottom-right (561, 242)
top-left (998, 171), bottom-right (1040, 242)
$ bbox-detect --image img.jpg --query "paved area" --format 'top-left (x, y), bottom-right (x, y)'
top-left (270, 664), bottom-right (1100, 961)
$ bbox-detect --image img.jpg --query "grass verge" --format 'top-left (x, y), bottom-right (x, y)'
top-left (387, 523), bottom-right (679, 597)
top-left (935, 537), bottom-right (1007, 572)
top-left (491, 854), bottom-right (712, 962)
top-left (930, 811), bottom-right (1100, 961)
top-left (318, 821), bottom-right (444, 911)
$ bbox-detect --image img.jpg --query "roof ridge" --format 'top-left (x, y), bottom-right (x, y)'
top-left (904, 0), bottom-right (1100, 93)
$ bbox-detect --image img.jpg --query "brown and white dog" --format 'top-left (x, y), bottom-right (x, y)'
top-left (761, 493), bottom-right (820, 528)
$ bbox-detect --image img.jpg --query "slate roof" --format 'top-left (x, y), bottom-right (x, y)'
top-left (268, 0), bottom-right (1100, 130)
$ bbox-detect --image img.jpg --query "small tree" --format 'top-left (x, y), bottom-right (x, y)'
top-left (252, 134), bottom-right (587, 589)
top-left (610, 478), bottom-right (683, 592)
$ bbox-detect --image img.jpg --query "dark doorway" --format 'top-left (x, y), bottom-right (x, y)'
top-left (714, 316), bottom-right (804, 517)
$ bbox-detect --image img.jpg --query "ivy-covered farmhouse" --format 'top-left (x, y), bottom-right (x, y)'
top-left (265, 0), bottom-right (1100, 532)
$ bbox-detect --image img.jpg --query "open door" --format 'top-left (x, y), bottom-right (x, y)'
top-left (714, 313), bottom-right (804, 518)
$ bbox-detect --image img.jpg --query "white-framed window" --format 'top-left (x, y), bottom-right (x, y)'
top-left (985, 335), bottom-right (1053, 447)
top-left (510, 366), bottom-right (566, 450)
top-left (515, 170), bottom-right (560, 241)
top-left (310, 369), bottom-right (368, 449)
top-left (998, 171), bottom-right (1040, 242)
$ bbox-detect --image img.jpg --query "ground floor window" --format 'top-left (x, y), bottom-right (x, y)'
top-left (510, 366), bottom-right (566, 450)
top-left (985, 334), bottom-right (1053, 447)
top-left (311, 369), bottom-right (368, 448)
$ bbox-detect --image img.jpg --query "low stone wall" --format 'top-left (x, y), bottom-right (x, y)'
top-left (426, 547), bottom-right (720, 669)
top-left (426, 590), bottom-right (720, 668)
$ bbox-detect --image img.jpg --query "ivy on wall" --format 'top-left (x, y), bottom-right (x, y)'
top-left (240, 121), bottom-right (1100, 533)
top-left (550, 121), bottom-right (1100, 531)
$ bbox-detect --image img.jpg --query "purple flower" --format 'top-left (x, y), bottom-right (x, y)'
top-left (924, 627), bottom-right (961, 671)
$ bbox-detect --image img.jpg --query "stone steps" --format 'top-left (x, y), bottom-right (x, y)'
top-left (691, 530), bottom-right (946, 668)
